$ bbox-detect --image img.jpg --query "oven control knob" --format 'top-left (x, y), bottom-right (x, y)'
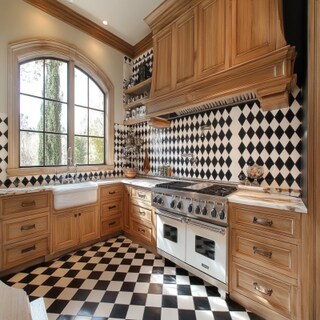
top-left (195, 205), bottom-right (201, 215)
top-left (188, 203), bottom-right (193, 213)
top-left (153, 196), bottom-right (159, 203)
top-left (219, 209), bottom-right (225, 220)
top-left (170, 200), bottom-right (176, 208)
top-left (211, 207), bottom-right (217, 218)
top-left (157, 197), bottom-right (164, 205)
top-left (177, 201), bottom-right (183, 210)
top-left (201, 207), bottom-right (207, 215)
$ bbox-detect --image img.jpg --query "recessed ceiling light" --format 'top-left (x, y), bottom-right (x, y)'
top-left (102, 20), bottom-right (108, 26)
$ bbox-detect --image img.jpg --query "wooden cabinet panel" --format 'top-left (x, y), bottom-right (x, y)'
top-left (232, 263), bottom-right (298, 319)
top-left (1, 192), bottom-right (49, 217)
top-left (173, 7), bottom-right (197, 87)
top-left (123, 186), bottom-right (130, 233)
top-left (3, 213), bottom-right (49, 244)
top-left (232, 229), bottom-right (298, 277)
top-left (198, 0), bottom-right (228, 77)
top-left (78, 206), bottom-right (99, 244)
top-left (52, 210), bottom-right (78, 253)
top-left (231, 204), bottom-right (299, 239)
top-left (101, 201), bottom-right (122, 220)
top-left (131, 203), bottom-right (152, 224)
top-left (231, 0), bottom-right (276, 65)
top-left (131, 220), bottom-right (153, 243)
top-left (101, 217), bottom-right (122, 236)
top-left (152, 26), bottom-right (173, 96)
top-left (131, 188), bottom-right (152, 203)
top-left (3, 237), bottom-right (49, 269)
top-left (100, 184), bottom-right (122, 201)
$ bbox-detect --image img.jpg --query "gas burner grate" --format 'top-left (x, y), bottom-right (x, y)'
top-left (154, 181), bottom-right (194, 190)
top-left (198, 185), bottom-right (237, 196)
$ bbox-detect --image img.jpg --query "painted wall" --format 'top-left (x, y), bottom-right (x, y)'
top-left (0, 0), bottom-right (124, 123)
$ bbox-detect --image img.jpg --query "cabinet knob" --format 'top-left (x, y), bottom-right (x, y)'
top-left (253, 282), bottom-right (273, 296)
top-left (253, 217), bottom-right (273, 227)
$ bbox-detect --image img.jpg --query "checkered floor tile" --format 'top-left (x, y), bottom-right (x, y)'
top-left (1, 236), bottom-right (264, 320)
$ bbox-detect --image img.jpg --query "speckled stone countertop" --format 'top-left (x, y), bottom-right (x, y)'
top-left (0, 177), bottom-right (308, 214)
top-left (228, 185), bottom-right (307, 214)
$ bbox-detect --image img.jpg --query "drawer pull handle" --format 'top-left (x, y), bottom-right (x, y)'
top-left (253, 282), bottom-right (273, 296)
top-left (253, 217), bottom-right (273, 227)
top-left (253, 246), bottom-right (272, 259)
top-left (21, 245), bottom-right (36, 254)
top-left (138, 227), bottom-right (145, 234)
top-left (139, 210), bottom-right (146, 216)
top-left (109, 191), bottom-right (116, 195)
top-left (109, 221), bottom-right (116, 226)
top-left (20, 224), bottom-right (36, 231)
top-left (138, 193), bottom-right (146, 199)
top-left (21, 201), bottom-right (36, 208)
top-left (109, 205), bottom-right (117, 209)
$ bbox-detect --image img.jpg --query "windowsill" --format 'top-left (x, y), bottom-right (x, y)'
top-left (6, 165), bottom-right (114, 178)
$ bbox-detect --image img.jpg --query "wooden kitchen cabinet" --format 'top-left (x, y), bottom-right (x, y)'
top-left (100, 184), bottom-right (123, 238)
top-left (0, 191), bottom-right (50, 271)
top-left (145, 0), bottom-right (294, 114)
top-left (231, 0), bottom-right (285, 66)
top-left (52, 204), bottom-right (99, 253)
top-left (152, 26), bottom-right (173, 96)
top-left (229, 203), bottom-right (302, 320)
top-left (127, 186), bottom-right (156, 252)
top-left (197, 0), bottom-right (229, 78)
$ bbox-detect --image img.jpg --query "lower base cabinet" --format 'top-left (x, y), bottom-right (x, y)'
top-left (229, 203), bottom-right (301, 320)
top-left (52, 204), bottom-right (99, 253)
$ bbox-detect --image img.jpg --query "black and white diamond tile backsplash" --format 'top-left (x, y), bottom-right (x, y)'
top-left (123, 86), bottom-right (303, 190)
top-left (0, 86), bottom-right (303, 190)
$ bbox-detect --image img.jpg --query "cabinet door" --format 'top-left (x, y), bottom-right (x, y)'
top-left (173, 7), bottom-right (197, 88)
top-left (52, 210), bottom-right (78, 253)
top-left (78, 205), bottom-right (99, 244)
top-left (231, 0), bottom-right (276, 65)
top-left (151, 26), bottom-right (173, 96)
top-left (198, 0), bottom-right (229, 78)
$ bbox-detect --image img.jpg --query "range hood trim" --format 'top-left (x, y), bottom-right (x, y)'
top-left (144, 45), bottom-right (296, 119)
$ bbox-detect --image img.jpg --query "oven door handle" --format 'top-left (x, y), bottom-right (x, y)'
top-left (186, 218), bottom-right (226, 235)
top-left (156, 209), bottom-right (185, 222)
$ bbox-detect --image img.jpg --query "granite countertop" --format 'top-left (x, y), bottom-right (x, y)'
top-left (228, 185), bottom-right (307, 214)
top-left (0, 177), bottom-right (308, 214)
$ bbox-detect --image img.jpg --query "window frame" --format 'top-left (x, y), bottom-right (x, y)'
top-left (7, 39), bottom-right (114, 176)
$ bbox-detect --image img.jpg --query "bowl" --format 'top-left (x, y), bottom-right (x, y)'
top-left (123, 167), bottom-right (138, 178)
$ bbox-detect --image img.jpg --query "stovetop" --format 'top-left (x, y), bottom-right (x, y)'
top-left (154, 181), bottom-right (237, 197)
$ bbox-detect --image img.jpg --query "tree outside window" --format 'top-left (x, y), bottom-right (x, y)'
top-left (19, 58), bottom-right (105, 167)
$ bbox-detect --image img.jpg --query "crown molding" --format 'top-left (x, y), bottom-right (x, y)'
top-left (23, 0), bottom-right (135, 57)
top-left (133, 33), bottom-right (153, 58)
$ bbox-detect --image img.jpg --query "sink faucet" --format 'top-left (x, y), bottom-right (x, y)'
top-left (63, 147), bottom-right (74, 184)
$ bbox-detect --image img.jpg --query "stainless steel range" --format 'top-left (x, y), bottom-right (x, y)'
top-left (152, 181), bottom-right (237, 297)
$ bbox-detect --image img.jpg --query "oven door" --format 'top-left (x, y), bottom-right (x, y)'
top-left (156, 209), bottom-right (186, 261)
top-left (185, 218), bottom-right (227, 284)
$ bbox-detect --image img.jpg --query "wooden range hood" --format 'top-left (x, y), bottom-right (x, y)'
top-left (144, 0), bottom-right (297, 119)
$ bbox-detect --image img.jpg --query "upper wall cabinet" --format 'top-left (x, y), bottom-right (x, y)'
top-left (198, 0), bottom-right (229, 78)
top-left (231, 0), bottom-right (285, 65)
top-left (152, 6), bottom-right (197, 96)
top-left (145, 0), bottom-right (295, 115)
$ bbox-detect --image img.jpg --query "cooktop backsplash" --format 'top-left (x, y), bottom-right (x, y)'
top-left (118, 86), bottom-right (303, 191)
top-left (0, 84), bottom-right (303, 190)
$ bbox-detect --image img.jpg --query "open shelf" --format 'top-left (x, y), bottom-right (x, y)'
top-left (123, 78), bottom-right (152, 95)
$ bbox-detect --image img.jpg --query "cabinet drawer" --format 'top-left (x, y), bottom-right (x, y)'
top-left (131, 204), bottom-right (152, 223)
top-left (100, 184), bottom-right (123, 200)
top-left (101, 217), bottom-right (122, 236)
top-left (131, 188), bottom-right (151, 203)
top-left (1, 192), bottom-right (49, 216)
top-left (231, 263), bottom-right (298, 319)
top-left (101, 200), bottom-right (122, 219)
top-left (3, 237), bottom-right (49, 269)
top-left (232, 229), bottom-right (298, 277)
top-left (3, 214), bottom-right (49, 244)
top-left (131, 220), bottom-right (152, 243)
top-left (230, 204), bottom-right (299, 239)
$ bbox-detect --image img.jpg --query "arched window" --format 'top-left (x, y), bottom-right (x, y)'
top-left (7, 39), bottom-right (114, 176)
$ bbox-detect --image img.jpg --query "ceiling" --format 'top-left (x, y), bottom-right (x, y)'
top-left (57, 0), bottom-right (164, 46)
